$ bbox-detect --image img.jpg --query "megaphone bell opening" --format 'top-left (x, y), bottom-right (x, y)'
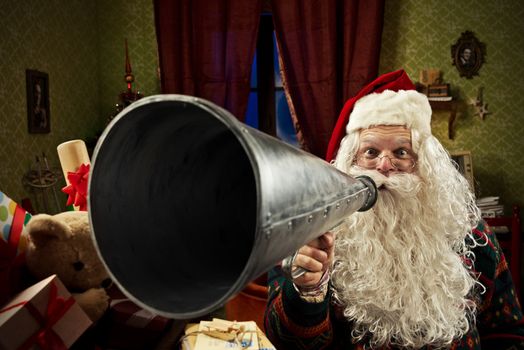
top-left (89, 100), bottom-right (257, 317)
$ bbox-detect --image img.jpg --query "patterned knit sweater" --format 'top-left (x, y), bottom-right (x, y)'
top-left (264, 222), bottom-right (524, 349)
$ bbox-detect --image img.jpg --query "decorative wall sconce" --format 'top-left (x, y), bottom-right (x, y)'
top-left (470, 87), bottom-right (490, 120)
top-left (109, 39), bottom-right (143, 122)
top-left (451, 31), bottom-right (486, 79)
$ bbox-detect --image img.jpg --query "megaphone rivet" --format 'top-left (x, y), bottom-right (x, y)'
top-left (307, 215), bottom-right (313, 223)
top-left (264, 229), bottom-right (272, 239)
top-left (323, 208), bottom-right (328, 218)
top-left (336, 203), bottom-right (340, 209)
top-left (288, 221), bottom-right (293, 229)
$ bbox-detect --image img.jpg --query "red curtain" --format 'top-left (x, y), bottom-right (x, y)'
top-left (154, 0), bottom-right (263, 120)
top-left (271, 0), bottom-right (385, 158)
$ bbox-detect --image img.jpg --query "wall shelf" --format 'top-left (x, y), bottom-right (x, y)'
top-left (429, 100), bottom-right (457, 139)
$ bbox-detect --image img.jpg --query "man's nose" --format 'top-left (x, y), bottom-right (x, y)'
top-left (376, 156), bottom-right (395, 176)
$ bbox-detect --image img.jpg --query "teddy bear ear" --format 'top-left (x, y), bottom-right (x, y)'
top-left (26, 213), bottom-right (72, 247)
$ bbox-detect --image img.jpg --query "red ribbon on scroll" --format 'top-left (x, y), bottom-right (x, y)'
top-left (62, 163), bottom-right (90, 211)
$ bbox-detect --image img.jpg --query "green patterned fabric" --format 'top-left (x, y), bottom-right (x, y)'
top-left (264, 224), bottom-right (524, 349)
top-left (0, 0), bottom-right (159, 209)
top-left (379, 1), bottom-right (524, 209)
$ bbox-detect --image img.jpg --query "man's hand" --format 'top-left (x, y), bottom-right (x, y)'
top-left (292, 232), bottom-right (334, 288)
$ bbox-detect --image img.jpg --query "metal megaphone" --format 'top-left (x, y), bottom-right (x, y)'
top-left (88, 94), bottom-right (377, 319)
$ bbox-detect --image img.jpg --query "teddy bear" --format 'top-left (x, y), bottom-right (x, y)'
top-left (24, 210), bottom-right (111, 322)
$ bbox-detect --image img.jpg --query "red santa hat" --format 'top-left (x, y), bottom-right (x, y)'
top-left (325, 69), bottom-right (432, 162)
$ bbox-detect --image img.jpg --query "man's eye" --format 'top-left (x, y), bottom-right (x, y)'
top-left (363, 149), bottom-right (378, 158)
top-left (395, 149), bottom-right (410, 158)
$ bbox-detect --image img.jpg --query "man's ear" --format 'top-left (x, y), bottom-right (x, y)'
top-left (25, 214), bottom-right (72, 247)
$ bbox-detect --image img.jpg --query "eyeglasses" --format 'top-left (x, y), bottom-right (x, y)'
top-left (356, 154), bottom-right (416, 172)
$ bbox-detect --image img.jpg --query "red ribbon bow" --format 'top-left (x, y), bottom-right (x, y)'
top-left (0, 281), bottom-right (75, 350)
top-left (34, 282), bottom-right (75, 350)
top-left (62, 163), bottom-right (90, 211)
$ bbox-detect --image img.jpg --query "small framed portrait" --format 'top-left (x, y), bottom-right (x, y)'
top-left (26, 69), bottom-right (50, 133)
top-left (451, 31), bottom-right (486, 79)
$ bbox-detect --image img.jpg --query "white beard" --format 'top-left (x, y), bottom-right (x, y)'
top-left (330, 168), bottom-right (479, 349)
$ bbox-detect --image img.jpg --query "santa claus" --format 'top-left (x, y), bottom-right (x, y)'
top-left (265, 70), bottom-right (524, 349)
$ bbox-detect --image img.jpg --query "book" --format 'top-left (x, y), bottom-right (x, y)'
top-left (490, 225), bottom-right (510, 234)
top-left (477, 204), bottom-right (504, 211)
top-left (476, 196), bottom-right (500, 204)
top-left (428, 96), bottom-right (452, 101)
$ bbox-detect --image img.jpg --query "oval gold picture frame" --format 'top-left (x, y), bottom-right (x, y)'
top-left (451, 31), bottom-right (486, 79)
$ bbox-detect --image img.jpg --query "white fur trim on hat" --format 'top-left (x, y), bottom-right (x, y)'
top-left (346, 90), bottom-right (432, 136)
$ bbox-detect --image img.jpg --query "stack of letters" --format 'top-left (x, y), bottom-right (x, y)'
top-left (476, 196), bottom-right (504, 218)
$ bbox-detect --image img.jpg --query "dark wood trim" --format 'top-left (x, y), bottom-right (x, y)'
top-left (256, 14), bottom-right (276, 136)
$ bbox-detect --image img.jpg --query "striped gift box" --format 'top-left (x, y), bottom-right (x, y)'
top-left (95, 285), bottom-right (172, 349)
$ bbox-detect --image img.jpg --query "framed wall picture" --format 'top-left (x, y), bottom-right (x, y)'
top-left (451, 31), bottom-right (486, 79)
top-left (450, 150), bottom-right (475, 192)
top-left (26, 69), bottom-right (50, 133)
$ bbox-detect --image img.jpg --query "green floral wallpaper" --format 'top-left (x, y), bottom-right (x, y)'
top-left (96, 1), bottom-right (160, 123)
top-left (1, 0), bottom-right (523, 215)
top-left (0, 0), bottom-right (100, 212)
top-left (0, 0), bottom-right (158, 212)
top-left (380, 0), bottom-right (524, 212)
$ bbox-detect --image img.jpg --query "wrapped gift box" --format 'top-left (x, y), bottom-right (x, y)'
top-left (94, 285), bottom-right (172, 349)
top-left (0, 274), bottom-right (92, 349)
top-left (0, 191), bottom-right (32, 305)
top-left (181, 318), bottom-right (276, 350)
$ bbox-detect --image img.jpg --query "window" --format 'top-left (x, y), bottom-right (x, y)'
top-left (245, 13), bottom-right (298, 147)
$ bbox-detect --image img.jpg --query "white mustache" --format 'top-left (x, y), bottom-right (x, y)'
top-left (349, 168), bottom-right (422, 196)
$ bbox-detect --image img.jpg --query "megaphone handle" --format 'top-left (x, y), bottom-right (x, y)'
top-left (281, 252), bottom-right (308, 280)
top-left (291, 267), bottom-right (308, 279)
